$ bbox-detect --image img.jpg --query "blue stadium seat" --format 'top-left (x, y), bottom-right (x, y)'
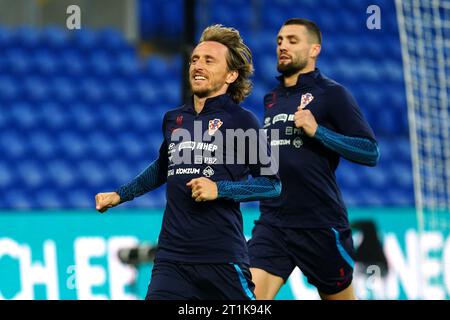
top-left (161, 78), bottom-right (182, 106)
top-left (29, 131), bottom-right (58, 159)
top-left (41, 102), bottom-right (69, 130)
top-left (41, 26), bottom-right (68, 51)
top-left (117, 132), bottom-right (146, 159)
top-left (52, 77), bottom-right (78, 103)
top-left (78, 160), bottom-right (110, 187)
top-left (87, 131), bottom-right (118, 158)
top-left (60, 49), bottom-right (86, 77)
top-left (80, 78), bottom-right (105, 103)
top-left (0, 161), bottom-right (13, 189)
top-left (389, 162), bottom-right (414, 189)
top-left (68, 189), bottom-right (96, 208)
top-left (4, 190), bottom-right (33, 209)
top-left (71, 28), bottom-right (99, 52)
top-left (89, 51), bottom-right (115, 77)
top-left (96, 102), bottom-right (129, 131)
top-left (146, 56), bottom-right (171, 80)
top-left (16, 160), bottom-right (46, 189)
top-left (23, 76), bottom-right (50, 102)
top-left (385, 187), bottom-right (415, 206)
top-left (336, 161), bottom-right (362, 189)
top-left (59, 131), bottom-right (89, 159)
top-left (106, 78), bottom-right (134, 103)
top-left (33, 50), bottom-right (59, 75)
top-left (107, 159), bottom-right (137, 186)
top-left (0, 132), bottom-right (27, 159)
top-left (259, 55), bottom-right (278, 83)
top-left (97, 28), bottom-right (128, 51)
top-left (5, 48), bottom-right (31, 75)
top-left (9, 101), bottom-right (39, 130)
top-left (364, 36), bottom-right (386, 60)
top-left (14, 26), bottom-right (41, 50)
top-left (47, 160), bottom-right (77, 189)
top-left (116, 51), bottom-right (140, 77)
top-left (35, 189), bottom-right (64, 209)
top-left (358, 189), bottom-right (389, 207)
top-left (135, 80), bottom-right (158, 104)
top-left (382, 59), bottom-right (404, 82)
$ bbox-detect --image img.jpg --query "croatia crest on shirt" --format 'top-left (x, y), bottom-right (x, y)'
top-left (300, 93), bottom-right (314, 109)
top-left (208, 118), bottom-right (223, 135)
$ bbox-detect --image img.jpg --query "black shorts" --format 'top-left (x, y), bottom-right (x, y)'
top-left (146, 260), bottom-right (256, 300)
top-left (248, 221), bottom-right (355, 295)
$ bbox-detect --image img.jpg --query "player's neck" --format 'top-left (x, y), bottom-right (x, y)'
top-left (193, 95), bottom-right (206, 114)
top-left (193, 90), bottom-right (227, 114)
top-left (283, 64), bottom-right (316, 87)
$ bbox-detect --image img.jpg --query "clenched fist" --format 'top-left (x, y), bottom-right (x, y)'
top-left (186, 177), bottom-right (218, 202)
top-left (95, 192), bottom-right (121, 213)
top-left (294, 106), bottom-right (318, 137)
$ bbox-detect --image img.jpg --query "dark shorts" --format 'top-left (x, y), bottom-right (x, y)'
top-left (145, 260), bottom-right (256, 300)
top-left (248, 221), bottom-right (355, 295)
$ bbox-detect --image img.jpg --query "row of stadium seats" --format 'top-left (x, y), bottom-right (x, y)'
top-left (0, 26), bottom-right (133, 53)
top-left (0, 125), bottom-right (414, 209)
top-left (1, 50), bottom-right (402, 90)
top-left (0, 76), bottom-right (181, 105)
top-left (0, 50), bottom-right (180, 79)
top-left (0, 157), bottom-right (413, 193)
top-left (0, 102), bottom-right (408, 135)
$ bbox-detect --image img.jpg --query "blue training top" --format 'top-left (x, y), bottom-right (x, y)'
top-left (259, 68), bottom-right (378, 228)
top-left (117, 94), bottom-right (280, 264)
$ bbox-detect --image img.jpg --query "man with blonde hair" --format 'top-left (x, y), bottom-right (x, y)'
top-left (95, 25), bottom-right (280, 300)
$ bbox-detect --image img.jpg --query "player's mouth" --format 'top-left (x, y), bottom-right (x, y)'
top-left (192, 74), bottom-right (207, 83)
top-left (279, 54), bottom-right (291, 63)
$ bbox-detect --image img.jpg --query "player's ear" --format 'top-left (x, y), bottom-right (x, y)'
top-left (226, 70), bottom-right (238, 85)
top-left (310, 44), bottom-right (321, 59)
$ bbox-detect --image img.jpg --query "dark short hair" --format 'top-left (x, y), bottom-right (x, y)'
top-left (283, 18), bottom-right (322, 44)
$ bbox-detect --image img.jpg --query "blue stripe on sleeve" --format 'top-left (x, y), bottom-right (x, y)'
top-left (116, 159), bottom-right (165, 203)
top-left (314, 125), bottom-right (380, 166)
top-left (217, 177), bottom-right (281, 202)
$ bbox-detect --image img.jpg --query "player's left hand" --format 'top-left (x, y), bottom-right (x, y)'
top-left (186, 177), bottom-right (218, 202)
top-left (294, 106), bottom-right (318, 137)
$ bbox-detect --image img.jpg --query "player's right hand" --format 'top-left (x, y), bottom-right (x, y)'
top-left (95, 192), bottom-right (121, 213)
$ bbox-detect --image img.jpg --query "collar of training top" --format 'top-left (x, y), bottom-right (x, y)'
top-left (276, 67), bottom-right (322, 88)
top-left (183, 93), bottom-right (234, 114)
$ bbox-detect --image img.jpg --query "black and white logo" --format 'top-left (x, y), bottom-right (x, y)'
top-left (293, 137), bottom-right (303, 148)
top-left (202, 166), bottom-right (214, 178)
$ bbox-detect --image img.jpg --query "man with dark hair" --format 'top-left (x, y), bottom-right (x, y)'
top-left (248, 18), bottom-right (379, 300)
top-left (95, 25), bottom-right (281, 300)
